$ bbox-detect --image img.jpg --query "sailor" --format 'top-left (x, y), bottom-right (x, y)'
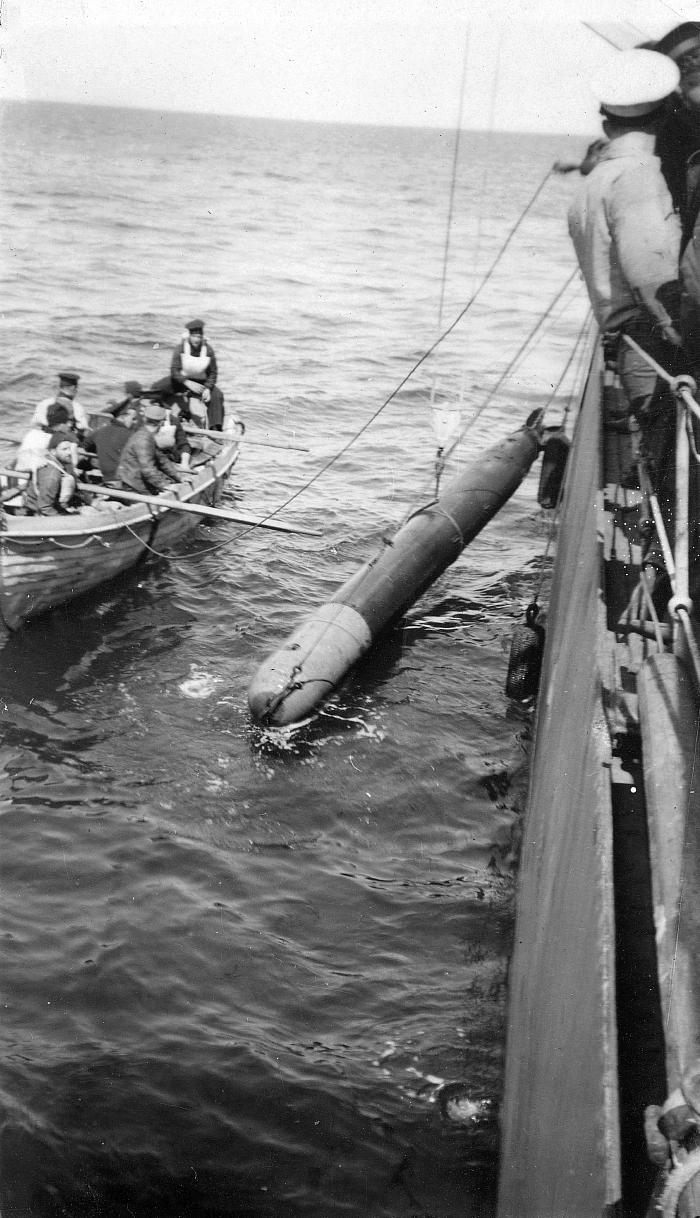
top-left (87, 394), bottom-right (141, 481)
top-left (14, 401), bottom-right (75, 475)
top-left (567, 48), bottom-right (682, 573)
top-left (169, 319), bottom-right (225, 431)
top-left (115, 402), bottom-right (193, 496)
top-left (654, 22), bottom-right (700, 369)
top-left (150, 389), bottom-right (193, 469)
top-left (654, 24), bottom-right (700, 220)
top-left (32, 370), bottom-right (90, 435)
top-left (23, 432), bottom-right (85, 516)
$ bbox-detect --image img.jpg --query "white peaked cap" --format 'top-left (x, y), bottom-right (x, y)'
top-left (590, 48), bottom-right (680, 117)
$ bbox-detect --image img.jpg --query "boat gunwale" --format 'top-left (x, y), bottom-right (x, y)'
top-left (0, 438), bottom-right (240, 541)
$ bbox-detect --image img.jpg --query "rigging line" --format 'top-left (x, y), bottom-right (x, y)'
top-left (235, 165), bottom-right (558, 533)
top-left (442, 266), bottom-right (581, 463)
top-left (433, 23), bottom-right (471, 337)
top-left (191, 166), bottom-right (557, 541)
top-left (561, 313), bottom-right (597, 424)
top-left (398, 276), bottom-right (584, 527)
top-left (451, 21), bottom-right (505, 418)
top-left (539, 309), bottom-right (592, 422)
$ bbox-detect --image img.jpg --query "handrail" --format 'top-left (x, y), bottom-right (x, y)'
top-left (619, 334), bottom-right (700, 689)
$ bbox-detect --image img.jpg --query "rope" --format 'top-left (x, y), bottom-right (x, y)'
top-left (442, 267), bottom-right (582, 465)
top-left (432, 25), bottom-right (470, 338)
top-left (428, 24), bottom-right (470, 489)
top-left (541, 310), bottom-right (595, 425)
top-left (227, 167), bottom-right (560, 540)
top-left (1, 531), bottom-right (105, 549)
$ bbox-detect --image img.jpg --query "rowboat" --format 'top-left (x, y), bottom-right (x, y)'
top-left (497, 334), bottom-right (700, 1217)
top-left (0, 426), bottom-right (242, 630)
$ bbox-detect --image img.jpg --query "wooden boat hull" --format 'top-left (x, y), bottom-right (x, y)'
top-left (0, 439), bottom-right (239, 629)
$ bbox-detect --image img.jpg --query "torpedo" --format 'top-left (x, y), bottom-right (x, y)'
top-left (248, 411), bottom-right (544, 726)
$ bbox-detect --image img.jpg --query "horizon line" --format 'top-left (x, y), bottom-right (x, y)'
top-left (0, 95), bottom-right (595, 141)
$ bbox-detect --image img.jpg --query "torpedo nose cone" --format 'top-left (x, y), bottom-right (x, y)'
top-left (247, 602), bottom-right (373, 725)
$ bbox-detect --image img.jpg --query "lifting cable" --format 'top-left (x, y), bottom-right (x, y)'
top-left (180, 162), bottom-right (564, 560)
top-left (429, 19), bottom-right (503, 459)
top-left (440, 266), bottom-right (582, 467)
top-left (177, 259), bottom-right (587, 570)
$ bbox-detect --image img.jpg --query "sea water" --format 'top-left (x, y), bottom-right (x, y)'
top-left (0, 101), bottom-right (591, 1216)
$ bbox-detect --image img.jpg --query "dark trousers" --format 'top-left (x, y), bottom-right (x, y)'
top-left (615, 320), bottom-right (680, 569)
top-left (149, 377), bottom-right (224, 430)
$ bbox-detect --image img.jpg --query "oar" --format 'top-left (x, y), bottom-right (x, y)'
top-left (0, 467), bottom-right (316, 536)
top-left (2, 429), bottom-right (310, 454)
top-left (75, 482), bottom-right (319, 536)
top-left (182, 424), bottom-right (309, 453)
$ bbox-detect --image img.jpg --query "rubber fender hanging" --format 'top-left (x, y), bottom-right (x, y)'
top-left (506, 602), bottom-right (546, 700)
top-left (537, 428), bottom-right (570, 509)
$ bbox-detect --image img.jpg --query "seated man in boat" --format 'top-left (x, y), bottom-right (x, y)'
top-left (115, 402), bottom-right (194, 496)
top-left (32, 370), bottom-right (90, 437)
top-left (167, 319), bottom-right (224, 431)
top-left (14, 401), bottom-right (74, 475)
top-left (84, 393), bottom-right (141, 482)
top-left (151, 389), bottom-right (193, 468)
top-left (23, 433), bottom-right (85, 516)
top-left (567, 49), bottom-right (683, 576)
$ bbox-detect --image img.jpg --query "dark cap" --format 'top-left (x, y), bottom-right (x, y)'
top-left (186, 319), bottom-right (204, 332)
top-left (58, 370), bottom-right (80, 385)
top-left (655, 22), bottom-right (700, 62)
top-left (104, 396), bottom-right (137, 417)
top-left (124, 380), bottom-right (144, 398)
top-left (48, 431), bottom-right (73, 451)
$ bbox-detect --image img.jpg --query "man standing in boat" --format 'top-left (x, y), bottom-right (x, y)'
top-left (567, 48), bottom-right (683, 572)
top-left (115, 402), bottom-right (193, 497)
top-left (168, 319), bottom-right (224, 431)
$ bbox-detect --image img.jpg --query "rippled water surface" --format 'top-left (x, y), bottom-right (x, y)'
top-left (0, 101), bottom-right (591, 1216)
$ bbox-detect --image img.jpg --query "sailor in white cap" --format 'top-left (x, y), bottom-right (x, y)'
top-left (568, 50), bottom-right (681, 338)
top-left (568, 48), bottom-right (682, 578)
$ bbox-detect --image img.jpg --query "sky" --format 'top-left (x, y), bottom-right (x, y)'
top-left (2, 0), bottom-right (700, 134)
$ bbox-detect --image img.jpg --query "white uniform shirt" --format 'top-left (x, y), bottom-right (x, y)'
top-left (14, 427), bottom-right (51, 473)
top-left (567, 131), bottom-right (681, 330)
top-left (32, 396), bottom-right (89, 432)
